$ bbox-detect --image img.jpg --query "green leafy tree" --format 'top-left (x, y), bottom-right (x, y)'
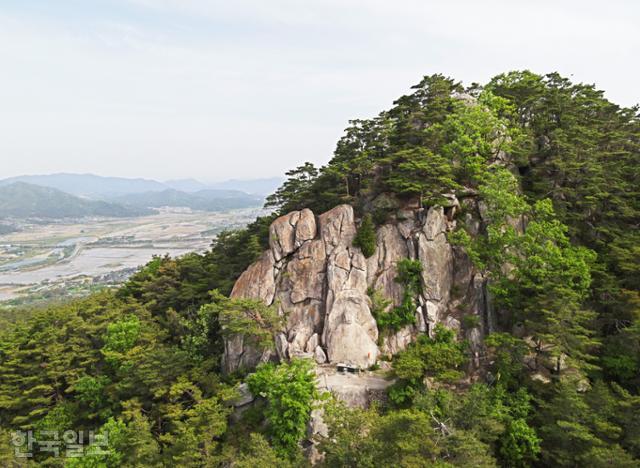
top-left (499, 418), bottom-right (541, 467)
top-left (101, 315), bottom-right (141, 367)
top-left (390, 325), bottom-right (466, 405)
top-left (247, 359), bottom-right (320, 458)
top-left (498, 200), bottom-right (597, 371)
top-left (454, 167), bottom-right (598, 373)
top-left (484, 333), bottom-right (528, 388)
top-left (320, 402), bottom-right (496, 467)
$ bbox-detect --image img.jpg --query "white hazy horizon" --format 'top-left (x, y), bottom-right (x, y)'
top-left (1, 0), bottom-right (638, 181)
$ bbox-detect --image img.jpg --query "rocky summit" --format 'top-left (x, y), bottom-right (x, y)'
top-left (223, 198), bottom-right (494, 375)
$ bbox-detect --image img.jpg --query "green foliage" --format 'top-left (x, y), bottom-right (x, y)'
top-left (496, 199), bottom-right (597, 371)
top-left (73, 375), bottom-right (112, 421)
top-left (454, 165), bottom-right (598, 372)
top-left (441, 91), bottom-right (529, 182)
top-left (215, 290), bottom-right (285, 355)
top-left (367, 287), bottom-right (392, 321)
top-left (0, 292), bottom-right (233, 465)
top-left (395, 258), bottom-right (423, 292)
top-left (536, 378), bottom-right (640, 466)
top-left (484, 333), bottom-right (529, 388)
top-left (101, 314), bottom-right (141, 367)
top-left (375, 259), bottom-right (423, 333)
top-left (601, 318), bottom-right (640, 388)
top-left (229, 433), bottom-right (295, 468)
top-left (353, 213), bottom-right (377, 257)
top-left (265, 162), bottom-right (319, 213)
top-left (499, 418), bottom-right (541, 467)
top-left (320, 400), bottom-right (497, 467)
top-left (382, 147), bottom-right (459, 206)
top-left (411, 383), bottom-right (540, 467)
top-left (462, 314), bottom-right (481, 330)
top-left (247, 359), bottom-right (320, 458)
top-left (390, 325), bottom-right (466, 405)
top-left (488, 70), bottom-right (640, 389)
top-left (159, 378), bottom-right (230, 466)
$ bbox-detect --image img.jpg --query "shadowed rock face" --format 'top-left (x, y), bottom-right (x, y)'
top-left (223, 201), bottom-right (489, 374)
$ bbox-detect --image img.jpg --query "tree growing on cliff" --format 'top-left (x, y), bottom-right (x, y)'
top-left (353, 213), bottom-right (376, 257)
top-left (389, 325), bottom-right (467, 405)
top-left (453, 167), bottom-right (598, 372)
top-left (373, 259), bottom-right (423, 333)
top-left (264, 162), bottom-right (318, 212)
top-left (213, 291), bottom-right (285, 356)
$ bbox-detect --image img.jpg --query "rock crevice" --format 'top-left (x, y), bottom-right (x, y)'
top-left (223, 201), bottom-right (488, 374)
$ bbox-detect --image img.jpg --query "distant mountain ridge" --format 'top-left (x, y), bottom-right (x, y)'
top-left (163, 179), bottom-right (211, 193)
top-left (206, 177), bottom-right (283, 195)
top-left (0, 173), bottom-right (166, 198)
top-left (0, 182), bottom-right (152, 218)
top-left (0, 173), bottom-right (282, 198)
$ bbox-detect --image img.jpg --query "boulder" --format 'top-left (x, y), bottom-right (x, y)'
top-left (230, 250), bottom-right (276, 304)
top-left (319, 204), bottom-right (357, 256)
top-left (381, 325), bottom-right (414, 356)
top-left (269, 211), bottom-right (299, 261)
top-left (231, 383), bottom-right (255, 408)
top-left (314, 346), bottom-right (327, 364)
top-left (275, 333), bottom-right (289, 360)
top-left (277, 239), bottom-right (326, 355)
top-left (269, 209), bottom-right (316, 261)
top-left (418, 224), bottom-right (453, 302)
top-left (422, 206), bottom-right (447, 240)
top-left (306, 333), bottom-right (320, 353)
top-left (366, 224), bottom-right (408, 306)
top-left (324, 290), bottom-right (378, 368)
top-left (295, 208), bottom-right (317, 245)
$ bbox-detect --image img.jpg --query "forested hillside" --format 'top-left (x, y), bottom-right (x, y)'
top-left (0, 183), bottom-right (151, 218)
top-left (0, 71), bottom-right (638, 467)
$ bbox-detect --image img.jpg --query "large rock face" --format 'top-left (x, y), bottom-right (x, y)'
top-left (223, 201), bottom-right (489, 373)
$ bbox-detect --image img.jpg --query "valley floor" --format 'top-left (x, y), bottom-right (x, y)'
top-left (0, 207), bottom-right (268, 306)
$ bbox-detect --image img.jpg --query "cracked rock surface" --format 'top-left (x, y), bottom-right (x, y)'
top-left (223, 202), bottom-right (489, 374)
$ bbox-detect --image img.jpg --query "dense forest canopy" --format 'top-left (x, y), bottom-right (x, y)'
top-left (0, 70), bottom-right (639, 467)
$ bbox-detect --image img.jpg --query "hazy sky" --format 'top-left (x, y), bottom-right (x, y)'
top-left (1, 1), bottom-right (638, 182)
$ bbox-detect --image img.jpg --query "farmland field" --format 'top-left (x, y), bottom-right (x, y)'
top-left (0, 207), bottom-right (267, 306)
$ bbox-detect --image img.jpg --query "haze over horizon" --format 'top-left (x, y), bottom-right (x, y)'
top-left (0, 171), bottom-right (280, 186)
top-left (1, 0), bottom-right (639, 181)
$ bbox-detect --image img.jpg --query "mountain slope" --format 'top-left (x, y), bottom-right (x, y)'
top-left (163, 178), bottom-right (210, 192)
top-left (0, 173), bottom-right (167, 198)
top-left (0, 182), bottom-right (151, 218)
top-left (208, 177), bottom-right (284, 195)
